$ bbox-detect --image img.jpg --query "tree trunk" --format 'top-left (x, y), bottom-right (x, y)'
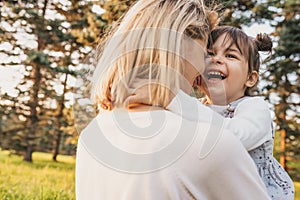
top-left (23, 0), bottom-right (49, 162)
top-left (52, 74), bottom-right (68, 161)
top-left (24, 145), bottom-right (33, 162)
top-left (52, 129), bottom-right (62, 161)
top-left (280, 129), bottom-right (286, 169)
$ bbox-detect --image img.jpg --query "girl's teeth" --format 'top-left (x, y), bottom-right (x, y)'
top-left (207, 72), bottom-right (226, 80)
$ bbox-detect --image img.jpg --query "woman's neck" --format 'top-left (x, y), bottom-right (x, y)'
top-left (128, 103), bottom-right (164, 112)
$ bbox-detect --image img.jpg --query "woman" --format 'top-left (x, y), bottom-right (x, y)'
top-left (76, 0), bottom-right (271, 199)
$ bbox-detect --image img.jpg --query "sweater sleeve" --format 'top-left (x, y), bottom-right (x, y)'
top-left (166, 90), bottom-right (214, 123)
top-left (222, 97), bottom-right (273, 150)
top-left (166, 91), bottom-right (272, 151)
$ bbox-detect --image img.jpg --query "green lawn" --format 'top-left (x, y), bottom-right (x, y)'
top-left (291, 163), bottom-right (300, 200)
top-left (0, 151), bottom-right (75, 200)
top-left (0, 150), bottom-right (299, 199)
top-left (295, 182), bottom-right (300, 200)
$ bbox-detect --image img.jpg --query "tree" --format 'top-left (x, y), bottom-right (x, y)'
top-left (217, 0), bottom-right (257, 27)
top-left (0, 0), bottom-right (52, 162)
top-left (0, 0), bottom-right (106, 161)
top-left (259, 0), bottom-right (300, 177)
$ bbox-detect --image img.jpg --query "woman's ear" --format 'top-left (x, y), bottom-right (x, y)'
top-left (245, 71), bottom-right (259, 87)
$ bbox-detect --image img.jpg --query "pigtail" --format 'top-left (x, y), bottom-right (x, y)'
top-left (255, 33), bottom-right (272, 52)
top-left (255, 33), bottom-right (273, 62)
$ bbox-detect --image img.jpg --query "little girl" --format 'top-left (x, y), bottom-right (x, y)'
top-left (167, 26), bottom-right (294, 199)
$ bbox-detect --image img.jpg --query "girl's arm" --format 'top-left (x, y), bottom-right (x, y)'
top-left (223, 97), bottom-right (273, 150)
top-left (167, 90), bottom-right (272, 151)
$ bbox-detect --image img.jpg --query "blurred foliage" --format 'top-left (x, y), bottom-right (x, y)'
top-left (256, 0), bottom-right (300, 175)
top-left (0, 0), bottom-right (108, 161)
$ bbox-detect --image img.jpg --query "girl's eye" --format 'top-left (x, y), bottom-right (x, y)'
top-left (207, 50), bottom-right (214, 57)
top-left (226, 54), bottom-right (237, 59)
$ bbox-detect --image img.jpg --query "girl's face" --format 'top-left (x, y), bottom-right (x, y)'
top-left (200, 33), bottom-right (258, 105)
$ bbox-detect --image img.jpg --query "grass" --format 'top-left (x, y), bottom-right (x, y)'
top-left (0, 150), bottom-right (299, 199)
top-left (296, 182), bottom-right (300, 200)
top-left (0, 151), bottom-right (75, 200)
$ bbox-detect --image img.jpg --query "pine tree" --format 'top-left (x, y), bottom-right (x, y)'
top-left (0, 0), bottom-right (107, 161)
top-left (259, 0), bottom-right (300, 176)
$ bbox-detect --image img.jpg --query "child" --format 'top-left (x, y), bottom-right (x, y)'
top-left (167, 26), bottom-right (294, 199)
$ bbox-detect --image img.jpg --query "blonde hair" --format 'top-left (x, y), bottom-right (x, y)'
top-left (92, 0), bottom-right (219, 109)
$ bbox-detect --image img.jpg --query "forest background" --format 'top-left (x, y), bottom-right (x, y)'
top-left (0, 0), bottom-right (299, 198)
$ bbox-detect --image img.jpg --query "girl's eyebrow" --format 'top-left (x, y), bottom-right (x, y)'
top-left (209, 44), bottom-right (242, 54)
top-left (225, 46), bottom-right (241, 54)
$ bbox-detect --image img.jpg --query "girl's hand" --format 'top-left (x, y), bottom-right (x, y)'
top-left (193, 75), bottom-right (202, 87)
top-left (99, 99), bottom-right (112, 110)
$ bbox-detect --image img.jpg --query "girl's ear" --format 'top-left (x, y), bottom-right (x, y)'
top-left (245, 71), bottom-right (259, 87)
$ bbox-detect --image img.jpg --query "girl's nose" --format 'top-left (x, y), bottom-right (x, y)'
top-left (212, 54), bottom-right (223, 65)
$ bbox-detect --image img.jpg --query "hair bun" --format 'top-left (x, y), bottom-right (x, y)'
top-left (255, 33), bottom-right (272, 51)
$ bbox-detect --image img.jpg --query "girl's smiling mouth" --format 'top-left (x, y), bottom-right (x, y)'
top-left (206, 71), bottom-right (227, 80)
